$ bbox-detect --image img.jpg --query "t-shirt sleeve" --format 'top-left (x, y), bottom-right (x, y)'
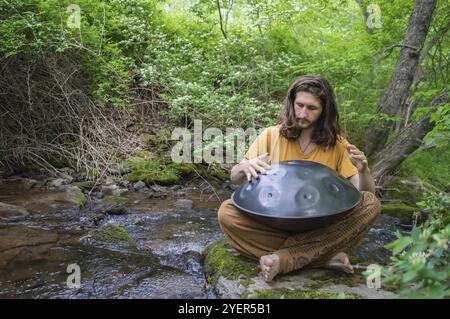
top-left (243, 128), bottom-right (269, 161)
top-left (337, 140), bottom-right (358, 178)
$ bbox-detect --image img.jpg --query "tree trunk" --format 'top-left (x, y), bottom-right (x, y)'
top-left (364, 0), bottom-right (437, 157)
top-left (371, 90), bottom-right (449, 187)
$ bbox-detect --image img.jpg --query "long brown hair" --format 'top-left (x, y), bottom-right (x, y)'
top-left (279, 74), bottom-right (342, 147)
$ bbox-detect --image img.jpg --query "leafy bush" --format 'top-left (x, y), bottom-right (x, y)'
top-left (382, 192), bottom-right (450, 299)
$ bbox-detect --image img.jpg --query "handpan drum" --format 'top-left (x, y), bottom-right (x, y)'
top-left (231, 160), bottom-right (362, 232)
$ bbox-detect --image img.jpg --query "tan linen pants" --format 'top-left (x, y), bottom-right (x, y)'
top-left (218, 191), bottom-right (381, 275)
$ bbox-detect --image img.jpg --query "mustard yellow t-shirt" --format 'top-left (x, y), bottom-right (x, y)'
top-left (243, 125), bottom-right (358, 179)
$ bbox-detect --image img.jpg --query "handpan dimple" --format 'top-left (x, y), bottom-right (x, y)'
top-left (258, 186), bottom-right (280, 208)
top-left (296, 167), bottom-right (313, 179)
top-left (231, 160), bottom-right (362, 232)
top-left (322, 176), bottom-right (342, 196)
top-left (295, 185), bottom-right (320, 209)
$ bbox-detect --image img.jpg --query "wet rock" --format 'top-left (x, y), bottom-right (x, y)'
top-left (134, 218), bottom-right (145, 226)
top-left (101, 184), bottom-right (118, 193)
top-left (138, 188), bottom-right (167, 199)
top-left (93, 199), bottom-right (126, 215)
top-left (21, 178), bottom-right (38, 190)
top-left (0, 226), bottom-right (60, 268)
top-left (47, 178), bottom-right (65, 188)
top-left (137, 187), bottom-right (157, 199)
top-left (93, 191), bottom-right (104, 199)
top-left (108, 205), bottom-right (127, 215)
top-left (170, 185), bottom-right (183, 191)
top-left (133, 181), bottom-right (146, 190)
top-left (81, 223), bottom-right (137, 251)
top-left (62, 186), bottom-right (86, 207)
top-left (150, 185), bottom-right (169, 194)
top-left (174, 190), bottom-right (186, 197)
top-left (0, 202), bottom-right (30, 221)
top-left (120, 180), bottom-right (130, 188)
top-left (204, 239), bottom-right (395, 299)
top-left (58, 172), bottom-right (74, 184)
top-left (111, 188), bottom-right (128, 196)
top-left (202, 187), bottom-right (217, 195)
top-left (89, 213), bottom-right (106, 225)
top-left (175, 199), bottom-right (194, 210)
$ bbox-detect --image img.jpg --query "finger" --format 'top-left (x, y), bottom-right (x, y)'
top-left (258, 153), bottom-right (269, 160)
top-left (350, 155), bottom-right (366, 161)
top-left (244, 171), bottom-right (251, 182)
top-left (257, 159), bottom-right (271, 169)
top-left (248, 166), bottom-right (258, 179)
top-left (350, 150), bottom-right (364, 156)
top-left (252, 163), bottom-right (267, 174)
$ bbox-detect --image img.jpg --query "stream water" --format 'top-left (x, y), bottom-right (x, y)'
top-left (0, 179), bottom-right (230, 298)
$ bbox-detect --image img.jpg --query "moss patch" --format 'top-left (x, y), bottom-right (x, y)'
top-left (63, 186), bottom-right (86, 207)
top-left (381, 203), bottom-right (419, 224)
top-left (400, 145), bottom-right (450, 192)
top-left (102, 195), bottom-right (129, 205)
top-left (251, 288), bottom-right (359, 299)
top-left (302, 269), bottom-right (366, 290)
top-left (124, 156), bottom-right (230, 186)
top-left (125, 158), bottom-right (181, 185)
top-left (91, 224), bottom-right (136, 249)
top-left (203, 239), bottom-right (259, 285)
top-left (384, 177), bottom-right (425, 205)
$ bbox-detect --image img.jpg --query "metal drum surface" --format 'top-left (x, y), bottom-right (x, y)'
top-left (231, 160), bottom-right (362, 232)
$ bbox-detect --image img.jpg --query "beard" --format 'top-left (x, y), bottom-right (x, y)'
top-left (295, 118), bottom-right (313, 129)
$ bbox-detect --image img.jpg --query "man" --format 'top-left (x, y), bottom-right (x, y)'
top-left (218, 74), bottom-right (381, 282)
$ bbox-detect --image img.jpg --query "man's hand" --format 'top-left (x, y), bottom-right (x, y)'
top-left (230, 153), bottom-right (271, 184)
top-left (345, 143), bottom-right (369, 173)
top-left (346, 142), bottom-right (376, 193)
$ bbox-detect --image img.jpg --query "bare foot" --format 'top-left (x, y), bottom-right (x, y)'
top-left (259, 254), bottom-right (280, 282)
top-left (324, 252), bottom-right (354, 274)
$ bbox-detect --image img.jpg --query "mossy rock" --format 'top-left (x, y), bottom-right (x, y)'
top-left (301, 268), bottom-right (366, 289)
top-left (102, 195), bottom-right (129, 205)
top-left (203, 239), bottom-right (394, 299)
top-left (88, 224), bottom-right (136, 250)
top-left (125, 158), bottom-right (181, 185)
top-left (72, 181), bottom-right (96, 191)
top-left (384, 177), bottom-right (424, 205)
top-left (203, 239), bottom-right (259, 285)
top-left (381, 203), bottom-right (419, 224)
top-left (251, 288), bottom-right (359, 299)
top-left (167, 162), bottom-right (206, 176)
top-left (63, 186), bottom-right (86, 207)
